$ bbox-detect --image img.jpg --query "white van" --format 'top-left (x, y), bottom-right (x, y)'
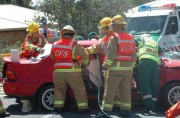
top-left (126, 3), bottom-right (180, 52)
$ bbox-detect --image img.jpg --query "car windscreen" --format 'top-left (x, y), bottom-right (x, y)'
top-left (126, 15), bottom-right (167, 35)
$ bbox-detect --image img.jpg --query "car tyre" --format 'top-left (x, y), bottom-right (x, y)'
top-left (37, 84), bottom-right (54, 111)
top-left (162, 82), bottom-right (180, 108)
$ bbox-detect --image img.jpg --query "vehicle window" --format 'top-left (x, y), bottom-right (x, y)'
top-left (165, 16), bottom-right (178, 35)
top-left (126, 15), bottom-right (167, 35)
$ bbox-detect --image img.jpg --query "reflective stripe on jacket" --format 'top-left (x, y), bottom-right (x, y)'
top-left (52, 38), bottom-right (77, 69)
top-left (47, 30), bottom-right (54, 39)
top-left (100, 34), bottom-right (113, 56)
top-left (109, 61), bottom-right (133, 70)
top-left (113, 32), bottom-right (136, 61)
top-left (40, 29), bottom-right (54, 39)
top-left (138, 37), bottom-right (158, 62)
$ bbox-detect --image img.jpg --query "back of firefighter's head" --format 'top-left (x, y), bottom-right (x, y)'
top-left (99, 17), bottom-right (112, 36)
top-left (26, 22), bottom-right (39, 37)
top-left (75, 35), bottom-right (84, 40)
top-left (88, 32), bottom-right (98, 40)
top-left (60, 25), bottom-right (76, 38)
top-left (111, 15), bottom-right (127, 31)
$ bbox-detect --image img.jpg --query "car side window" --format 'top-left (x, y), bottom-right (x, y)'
top-left (165, 16), bottom-right (178, 35)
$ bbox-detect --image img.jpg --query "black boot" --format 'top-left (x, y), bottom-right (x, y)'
top-left (54, 107), bottom-right (64, 113)
top-left (78, 108), bottom-right (90, 114)
top-left (119, 110), bottom-right (132, 117)
top-left (112, 106), bottom-right (120, 112)
top-left (95, 110), bottom-right (111, 118)
top-left (143, 109), bottom-right (156, 116)
top-left (0, 111), bottom-right (10, 117)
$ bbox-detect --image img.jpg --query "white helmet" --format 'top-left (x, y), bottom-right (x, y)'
top-left (61, 25), bottom-right (75, 36)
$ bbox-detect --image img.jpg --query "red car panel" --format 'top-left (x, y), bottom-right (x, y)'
top-left (1, 41), bottom-right (180, 111)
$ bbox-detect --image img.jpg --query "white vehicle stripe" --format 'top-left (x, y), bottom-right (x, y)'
top-left (174, 46), bottom-right (178, 51)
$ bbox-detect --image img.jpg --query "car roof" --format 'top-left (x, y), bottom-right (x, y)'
top-left (77, 40), bottom-right (98, 47)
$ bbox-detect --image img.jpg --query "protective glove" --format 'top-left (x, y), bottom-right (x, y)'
top-left (36, 48), bottom-right (45, 54)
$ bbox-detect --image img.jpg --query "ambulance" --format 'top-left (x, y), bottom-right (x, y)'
top-left (126, 3), bottom-right (180, 52)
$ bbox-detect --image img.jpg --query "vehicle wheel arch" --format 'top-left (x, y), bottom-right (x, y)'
top-left (34, 83), bottom-right (78, 111)
top-left (35, 82), bottom-right (54, 97)
top-left (35, 82), bottom-right (54, 111)
top-left (159, 80), bottom-right (180, 109)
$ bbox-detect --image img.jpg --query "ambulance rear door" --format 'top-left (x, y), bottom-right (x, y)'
top-left (158, 10), bottom-right (180, 52)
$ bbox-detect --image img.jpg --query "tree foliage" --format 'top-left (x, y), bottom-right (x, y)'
top-left (40, 0), bottom-right (154, 39)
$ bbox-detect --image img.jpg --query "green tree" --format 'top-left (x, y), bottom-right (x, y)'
top-left (40, 0), bottom-right (135, 39)
top-left (132, 0), bottom-right (155, 6)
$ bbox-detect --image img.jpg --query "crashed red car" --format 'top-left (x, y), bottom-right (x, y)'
top-left (1, 41), bottom-right (180, 111)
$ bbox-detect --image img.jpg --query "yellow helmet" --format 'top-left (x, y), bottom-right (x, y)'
top-left (112, 15), bottom-right (127, 25)
top-left (26, 22), bottom-right (39, 33)
top-left (61, 25), bottom-right (75, 36)
top-left (99, 17), bottom-right (112, 28)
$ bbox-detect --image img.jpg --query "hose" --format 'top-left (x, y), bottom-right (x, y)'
top-left (87, 69), bottom-right (112, 118)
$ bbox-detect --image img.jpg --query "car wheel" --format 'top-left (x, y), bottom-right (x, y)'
top-left (37, 84), bottom-right (54, 111)
top-left (162, 82), bottom-right (180, 108)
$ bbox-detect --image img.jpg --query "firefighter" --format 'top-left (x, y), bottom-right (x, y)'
top-left (110, 15), bottom-right (137, 117)
top-left (21, 22), bottom-right (47, 59)
top-left (0, 100), bottom-right (10, 117)
top-left (86, 17), bottom-right (113, 87)
top-left (87, 16), bottom-right (136, 117)
top-left (137, 34), bottom-right (163, 115)
top-left (40, 17), bottom-right (59, 43)
top-left (86, 17), bottom-right (122, 114)
top-left (50, 25), bottom-right (89, 114)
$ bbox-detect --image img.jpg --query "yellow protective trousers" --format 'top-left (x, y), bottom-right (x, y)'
top-left (53, 71), bottom-right (88, 110)
top-left (102, 74), bottom-right (132, 111)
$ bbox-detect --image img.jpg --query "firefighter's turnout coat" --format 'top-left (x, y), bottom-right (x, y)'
top-left (87, 31), bottom-right (137, 111)
top-left (51, 35), bottom-right (89, 110)
top-left (21, 32), bottom-right (47, 58)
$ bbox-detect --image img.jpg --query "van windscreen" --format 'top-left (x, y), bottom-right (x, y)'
top-left (126, 15), bottom-right (167, 35)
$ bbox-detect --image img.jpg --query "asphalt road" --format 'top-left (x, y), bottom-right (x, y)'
top-left (0, 81), bottom-right (166, 118)
top-left (1, 97), bottom-right (166, 118)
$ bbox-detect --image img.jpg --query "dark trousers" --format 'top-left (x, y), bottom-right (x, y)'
top-left (139, 58), bottom-right (159, 110)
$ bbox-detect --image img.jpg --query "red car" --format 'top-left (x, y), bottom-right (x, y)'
top-left (1, 41), bottom-right (180, 111)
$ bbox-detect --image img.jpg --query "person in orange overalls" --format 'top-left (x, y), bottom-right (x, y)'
top-left (21, 22), bottom-right (48, 59)
top-left (50, 25), bottom-right (89, 114)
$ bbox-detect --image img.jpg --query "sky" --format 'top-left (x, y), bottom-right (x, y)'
top-left (31, 0), bottom-right (44, 5)
top-left (31, 0), bottom-right (38, 4)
